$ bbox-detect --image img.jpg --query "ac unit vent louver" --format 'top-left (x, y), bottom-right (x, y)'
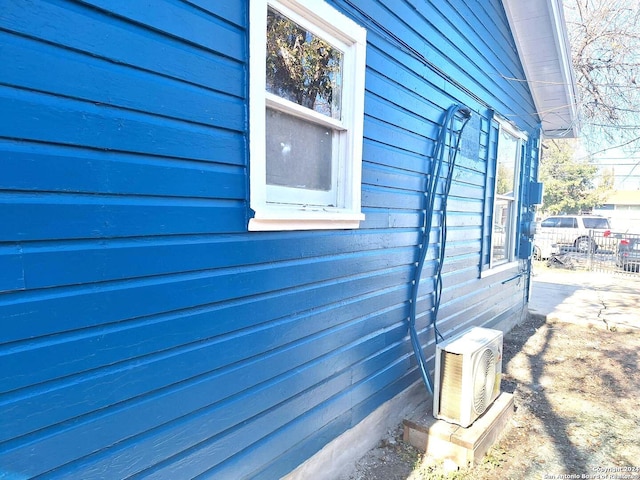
top-left (433, 327), bottom-right (503, 427)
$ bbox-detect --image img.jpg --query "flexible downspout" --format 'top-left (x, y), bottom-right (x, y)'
top-left (409, 104), bottom-right (472, 395)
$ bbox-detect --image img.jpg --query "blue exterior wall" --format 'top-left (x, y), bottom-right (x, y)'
top-left (0, 0), bottom-right (540, 478)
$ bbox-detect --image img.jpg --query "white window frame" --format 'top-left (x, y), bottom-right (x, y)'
top-left (488, 118), bottom-right (527, 269)
top-left (249, 0), bottom-right (367, 231)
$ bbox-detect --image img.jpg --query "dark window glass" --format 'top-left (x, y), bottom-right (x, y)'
top-left (583, 218), bottom-right (610, 229)
top-left (557, 217), bottom-right (577, 228)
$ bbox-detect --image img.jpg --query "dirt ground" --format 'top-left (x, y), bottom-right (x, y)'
top-left (340, 312), bottom-right (640, 480)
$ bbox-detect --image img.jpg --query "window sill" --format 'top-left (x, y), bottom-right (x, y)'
top-left (249, 205), bottom-right (365, 231)
top-left (480, 260), bottom-right (519, 278)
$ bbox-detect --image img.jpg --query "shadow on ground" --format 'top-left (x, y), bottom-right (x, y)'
top-left (342, 310), bottom-right (640, 480)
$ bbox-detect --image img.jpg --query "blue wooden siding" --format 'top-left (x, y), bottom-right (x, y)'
top-left (0, 0), bottom-right (539, 478)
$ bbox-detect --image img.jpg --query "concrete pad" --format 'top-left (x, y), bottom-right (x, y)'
top-left (403, 392), bottom-right (514, 467)
top-left (529, 268), bottom-right (640, 332)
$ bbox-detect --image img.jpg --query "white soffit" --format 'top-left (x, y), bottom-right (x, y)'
top-left (502, 0), bottom-right (579, 138)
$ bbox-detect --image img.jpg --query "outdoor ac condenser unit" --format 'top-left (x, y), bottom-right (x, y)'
top-left (433, 326), bottom-right (503, 427)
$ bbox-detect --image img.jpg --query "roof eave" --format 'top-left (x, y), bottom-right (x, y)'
top-left (502, 0), bottom-right (580, 138)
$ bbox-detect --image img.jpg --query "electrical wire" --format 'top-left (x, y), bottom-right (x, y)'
top-left (338, 0), bottom-right (491, 112)
top-left (408, 104), bottom-right (472, 395)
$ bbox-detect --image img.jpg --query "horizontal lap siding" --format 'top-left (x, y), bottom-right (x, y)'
top-left (340, 0), bottom-right (536, 476)
top-left (1, 1), bottom-right (253, 477)
top-left (0, 0), bottom-right (539, 479)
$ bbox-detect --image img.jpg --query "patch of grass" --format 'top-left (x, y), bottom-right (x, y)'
top-left (399, 443), bottom-right (421, 465)
top-left (481, 447), bottom-right (508, 468)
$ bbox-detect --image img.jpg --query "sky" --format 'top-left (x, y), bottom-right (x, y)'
top-left (562, 0), bottom-right (640, 191)
top-left (593, 149), bottom-right (640, 190)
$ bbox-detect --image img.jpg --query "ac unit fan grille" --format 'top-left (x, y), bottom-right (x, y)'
top-left (472, 348), bottom-right (496, 414)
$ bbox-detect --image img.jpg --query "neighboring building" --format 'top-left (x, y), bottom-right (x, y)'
top-left (0, 1), bottom-right (577, 479)
top-left (593, 190), bottom-right (640, 232)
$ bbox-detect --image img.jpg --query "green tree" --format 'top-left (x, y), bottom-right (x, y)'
top-left (540, 139), bottom-right (613, 214)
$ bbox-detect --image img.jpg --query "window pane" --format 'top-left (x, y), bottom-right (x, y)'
top-left (557, 217), bottom-right (575, 228)
top-left (582, 217), bottom-right (609, 229)
top-left (496, 130), bottom-right (518, 195)
top-left (266, 7), bottom-right (343, 119)
top-left (266, 108), bottom-right (333, 191)
top-left (492, 198), bottom-right (512, 262)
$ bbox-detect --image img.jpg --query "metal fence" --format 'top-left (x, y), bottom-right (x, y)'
top-left (533, 229), bottom-right (640, 275)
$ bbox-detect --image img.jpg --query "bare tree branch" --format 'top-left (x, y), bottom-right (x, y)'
top-left (565, 0), bottom-right (640, 152)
